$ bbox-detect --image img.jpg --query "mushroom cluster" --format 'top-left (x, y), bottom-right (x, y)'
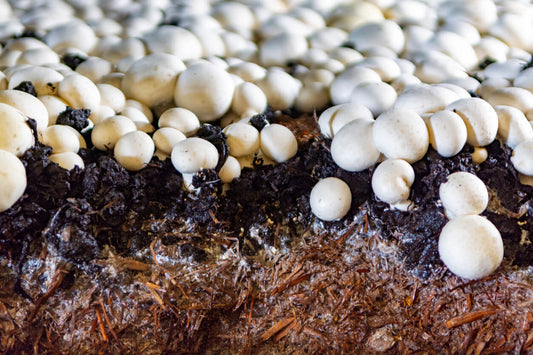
top-left (0, 0), bottom-right (532, 281)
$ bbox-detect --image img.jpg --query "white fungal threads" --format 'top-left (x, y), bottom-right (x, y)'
top-left (171, 138), bottom-right (219, 174)
top-left (174, 62), bottom-right (235, 122)
top-left (260, 124), bottom-right (298, 163)
top-left (310, 177), bottom-right (352, 221)
top-left (0, 149), bottom-right (26, 212)
top-left (372, 108), bottom-right (429, 163)
top-left (438, 215), bottom-right (503, 280)
top-left (114, 131), bottom-right (155, 171)
top-left (439, 172), bottom-right (489, 220)
top-left (371, 159), bottom-right (415, 209)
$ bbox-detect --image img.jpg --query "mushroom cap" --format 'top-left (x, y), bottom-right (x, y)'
top-left (174, 62), bottom-right (235, 122)
top-left (310, 177), bottom-right (352, 221)
top-left (0, 149), bottom-right (26, 212)
top-left (438, 215), bottom-right (503, 280)
top-left (439, 172), bottom-right (489, 219)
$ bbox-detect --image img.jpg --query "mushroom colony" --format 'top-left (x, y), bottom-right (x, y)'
top-left (1, 0), bottom-right (533, 280)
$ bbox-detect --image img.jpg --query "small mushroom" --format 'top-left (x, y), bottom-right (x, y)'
top-left (260, 123), bottom-right (298, 163)
top-left (310, 177), bottom-right (352, 221)
top-left (114, 131), bottom-right (155, 171)
top-left (439, 172), bottom-right (488, 219)
top-left (373, 108), bottom-right (429, 163)
top-left (171, 137), bottom-right (219, 174)
top-left (438, 215), bottom-right (503, 280)
top-left (331, 119), bottom-right (380, 172)
top-left (174, 62), bottom-right (235, 122)
top-left (371, 158), bottom-right (415, 208)
top-left (0, 149), bottom-right (27, 212)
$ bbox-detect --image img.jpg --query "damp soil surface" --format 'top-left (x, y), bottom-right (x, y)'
top-left (1, 112), bottom-right (533, 353)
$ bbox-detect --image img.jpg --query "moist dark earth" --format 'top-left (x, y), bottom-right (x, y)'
top-left (1, 106), bottom-right (533, 298)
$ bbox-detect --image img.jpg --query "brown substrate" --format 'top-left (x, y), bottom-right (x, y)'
top-left (1, 113), bottom-right (533, 353)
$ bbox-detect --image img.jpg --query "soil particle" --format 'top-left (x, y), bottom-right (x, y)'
top-left (13, 81), bottom-right (37, 96)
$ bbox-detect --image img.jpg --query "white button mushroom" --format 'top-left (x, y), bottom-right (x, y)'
top-left (0, 89), bottom-right (48, 133)
top-left (260, 123), bottom-right (298, 163)
top-left (58, 73), bottom-right (101, 112)
top-left (158, 107), bottom-right (200, 136)
top-left (259, 32), bottom-right (308, 67)
top-left (152, 127), bottom-right (186, 155)
top-left (223, 123), bottom-right (260, 157)
top-left (371, 158), bottom-right (415, 208)
top-left (38, 95), bottom-right (68, 126)
top-left (425, 110), bottom-right (467, 157)
top-left (511, 140), bottom-right (533, 176)
top-left (310, 177), bottom-right (352, 221)
top-left (114, 131), bottom-right (155, 171)
top-left (394, 84), bottom-right (459, 115)
top-left (124, 100), bottom-right (153, 123)
top-left (446, 98), bottom-right (498, 147)
top-left (122, 53), bottom-right (186, 109)
top-left (329, 113), bottom-right (379, 172)
top-left (49, 152), bottom-right (85, 170)
top-left (294, 82), bottom-right (330, 113)
top-left (329, 66), bottom-right (381, 105)
top-left (121, 106), bottom-right (150, 123)
top-left (355, 56), bottom-right (401, 82)
top-left (91, 115), bottom-right (137, 151)
top-left (411, 50), bottom-right (468, 84)
top-left (348, 20), bottom-right (405, 54)
top-left (349, 81), bottom-right (397, 117)
top-left (373, 108), bottom-right (429, 163)
top-left (174, 62), bottom-right (235, 122)
top-left (75, 57), bottom-right (112, 83)
top-left (90, 105), bottom-right (115, 125)
top-left (42, 125), bottom-right (81, 154)
top-left (8, 66), bottom-right (63, 96)
top-left (318, 103), bottom-right (374, 139)
top-left (495, 105), bottom-right (533, 149)
top-left (45, 20), bottom-right (97, 53)
top-left (256, 68), bottom-right (302, 111)
top-left (231, 82), bottom-right (267, 116)
top-left (486, 87), bottom-right (533, 114)
top-left (218, 155), bottom-right (241, 184)
top-left (0, 149), bottom-right (26, 212)
top-left (171, 137), bottom-right (219, 174)
top-left (438, 215), bottom-right (503, 280)
top-left (0, 103), bottom-right (34, 156)
top-left (227, 61), bottom-right (267, 83)
top-left (96, 83), bottom-right (126, 113)
top-left (472, 147), bottom-right (489, 165)
top-left (143, 25), bottom-right (203, 61)
top-left (439, 172), bottom-right (488, 219)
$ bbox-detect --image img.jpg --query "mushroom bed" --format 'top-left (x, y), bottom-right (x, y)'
top-left (1, 0), bottom-right (533, 353)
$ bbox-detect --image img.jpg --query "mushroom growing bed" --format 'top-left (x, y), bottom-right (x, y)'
top-left (1, 0), bottom-right (533, 353)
